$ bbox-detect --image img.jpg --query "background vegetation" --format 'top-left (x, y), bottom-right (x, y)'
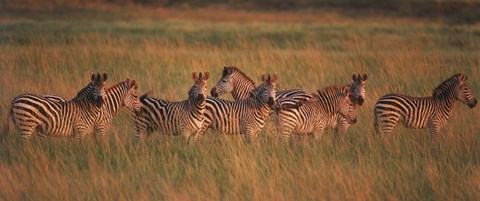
top-left (0, 3), bottom-right (479, 201)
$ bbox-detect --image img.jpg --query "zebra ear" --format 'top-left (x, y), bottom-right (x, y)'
top-left (271, 73), bottom-right (278, 83)
top-left (192, 72), bottom-right (198, 80)
top-left (91, 73), bottom-right (96, 82)
top-left (102, 73), bottom-right (108, 82)
top-left (204, 72), bottom-right (209, 80)
top-left (352, 73), bottom-right (357, 81)
top-left (362, 74), bottom-right (368, 81)
top-left (132, 80), bottom-right (138, 89)
top-left (342, 86), bottom-right (351, 96)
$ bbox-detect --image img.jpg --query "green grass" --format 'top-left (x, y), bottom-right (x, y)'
top-left (0, 8), bottom-right (479, 201)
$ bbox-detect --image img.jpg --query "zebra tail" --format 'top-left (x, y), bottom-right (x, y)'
top-left (373, 107), bottom-right (380, 136)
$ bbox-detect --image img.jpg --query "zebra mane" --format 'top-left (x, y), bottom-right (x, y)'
top-left (432, 73), bottom-right (465, 97)
top-left (106, 81), bottom-right (128, 93)
top-left (74, 83), bottom-right (94, 101)
top-left (223, 66), bottom-right (256, 86)
top-left (316, 85), bottom-right (347, 96)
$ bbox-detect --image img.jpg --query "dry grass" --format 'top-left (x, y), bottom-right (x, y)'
top-left (0, 7), bottom-right (479, 201)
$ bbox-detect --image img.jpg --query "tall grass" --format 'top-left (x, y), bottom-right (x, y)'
top-left (0, 8), bottom-right (479, 201)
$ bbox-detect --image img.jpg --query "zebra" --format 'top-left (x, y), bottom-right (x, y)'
top-left (276, 85), bottom-right (358, 142)
top-left (38, 78), bottom-right (141, 143)
top-left (210, 66), bottom-right (367, 140)
top-left (194, 73), bottom-right (278, 143)
top-left (374, 73), bottom-right (477, 142)
top-left (5, 73), bottom-right (108, 143)
top-left (93, 78), bottom-right (141, 143)
top-left (321, 73), bottom-right (367, 140)
top-left (134, 72), bottom-right (209, 144)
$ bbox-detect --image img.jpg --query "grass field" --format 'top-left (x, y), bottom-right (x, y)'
top-left (0, 6), bottom-right (479, 201)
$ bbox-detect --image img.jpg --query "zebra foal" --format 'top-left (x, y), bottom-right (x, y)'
top-left (374, 73), bottom-right (477, 142)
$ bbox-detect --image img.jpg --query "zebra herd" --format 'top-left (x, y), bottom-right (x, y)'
top-left (3, 67), bottom-right (477, 145)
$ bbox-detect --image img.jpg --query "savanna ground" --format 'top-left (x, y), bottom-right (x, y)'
top-left (0, 2), bottom-right (479, 200)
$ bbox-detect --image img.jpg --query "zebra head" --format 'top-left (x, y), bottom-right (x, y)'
top-left (250, 73), bottom-right (278, 107)
top-left (90, 73), bottom-right (108, 107)
top-left (337, 86), bottom-right (358, 124)
top-left (124, 78), bottom-right (141, 112)
top-left (350, 73), bottom-right (368, 106)
top-left (211, 66), bottom-right (235, 98)
top-left (190, 72), bottom-right (209, 103)
top-left (456, 74), bottom-right (477, 108)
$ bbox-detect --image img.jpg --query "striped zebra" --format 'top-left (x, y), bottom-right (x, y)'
top-left (374, 73), bottom-right (477, 142)
top-left (39, 78), bottom-right (141, 143)
top-left (321, 74), bottom-right (367, 140)
top-left (194, 73), bottom-right (278, 143)
top-left (277, 85), bottom-right (358, 142)
top-left (210, 66), bottom-right (367, 140)
top-left (5, 73), bottom-right (108, 143)
top-left (134, 72), bottom-right (209, 144)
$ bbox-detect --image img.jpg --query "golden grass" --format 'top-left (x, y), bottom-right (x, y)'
top-left (0, 7), bottom-right (479, 201)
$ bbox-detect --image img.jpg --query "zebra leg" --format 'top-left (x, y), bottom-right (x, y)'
top-left (280, 124), bottom-right (295, 143)
top-left (269, 111), bottom-right (281, 142)
top-left (312, 126), bottom-right (325, 142)
top-left (94, 126), bottom-right (109, 144)
top-left (19, 126), bottom-right (36, 143)
top-left (73, 128), bottom-right (88, 144)
top-left (193, 122), bottom-right (210, 143)
top-left (37, 130), bottom-right (48, 141)
top-left (134, 125), bottom-right (146, 145)
top-left (429, 123), bottom-right (442, 144)
top-left (244, 130), bottom-right (259, 144)
top-left (335, 123), bottom-right (349, 142)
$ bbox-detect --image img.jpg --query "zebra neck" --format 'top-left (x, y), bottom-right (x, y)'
top-left (435, 93), bottom-right (456, 118)
top-left (188, 96), bottom-right (206, 113)
top-left (232, 76), bottom-right (256, 100)
top-left (253, 99), bottom-right (271, 115)
top-left (104, 84), bottom-right (128, 115)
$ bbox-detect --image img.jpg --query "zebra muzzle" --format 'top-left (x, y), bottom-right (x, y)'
top-left (210, 87), bottom-right (218, 98)
top-left (469, 98), bottom-right (477, 108)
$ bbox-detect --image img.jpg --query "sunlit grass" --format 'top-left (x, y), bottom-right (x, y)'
top-left (0, 8), bottom-right (479, 201)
